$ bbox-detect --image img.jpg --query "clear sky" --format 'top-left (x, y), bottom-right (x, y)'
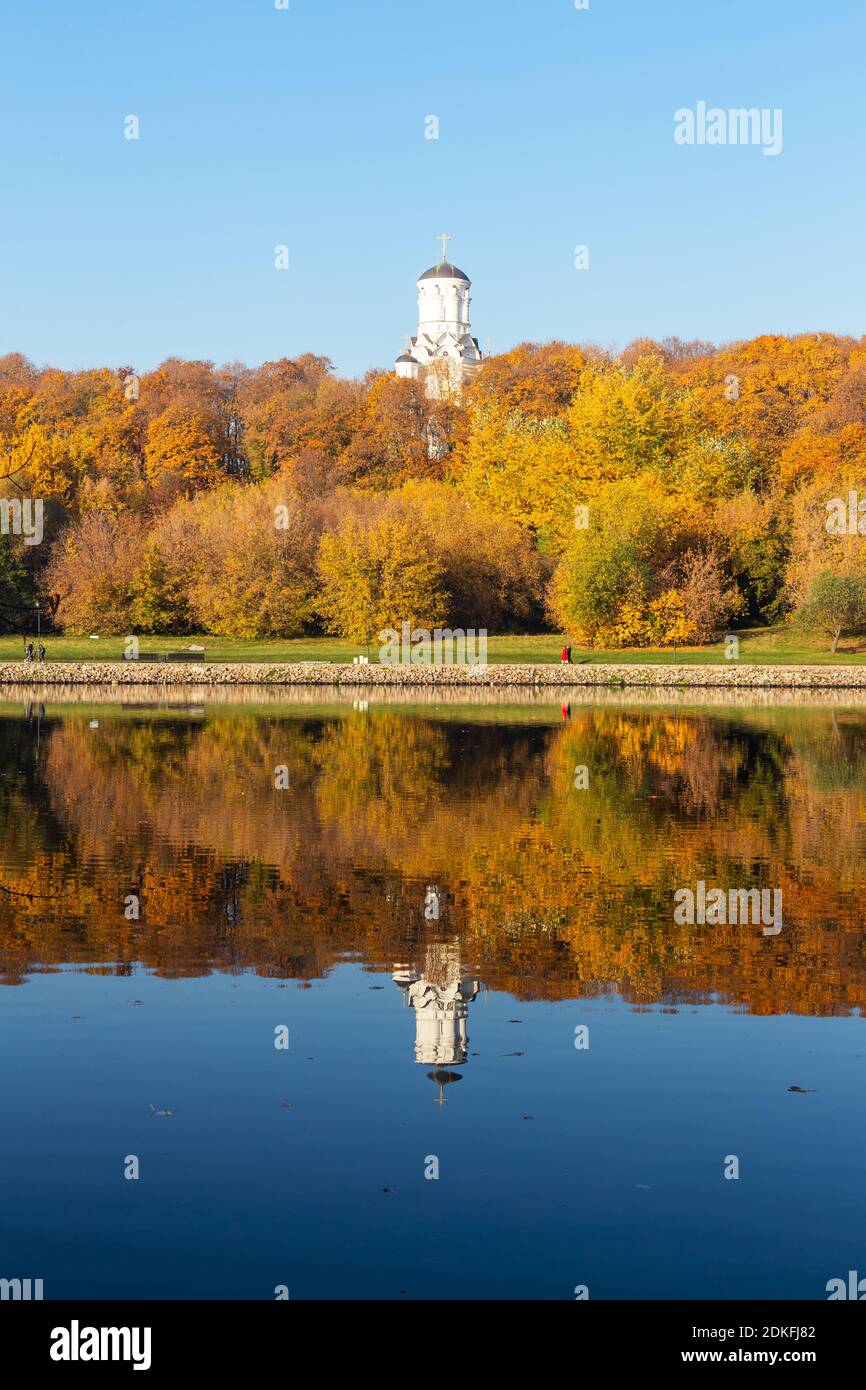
top-left (1, 0), bottom-right (864, 378)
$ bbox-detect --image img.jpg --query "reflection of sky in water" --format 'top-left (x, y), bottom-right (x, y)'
top-left (1, 699), bottom-right (865, 1297)
top-left (4, 963), bottom-right (864, 1299)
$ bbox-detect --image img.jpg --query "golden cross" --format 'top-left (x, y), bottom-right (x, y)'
top-left (437, 233), bottom-right (452, 265)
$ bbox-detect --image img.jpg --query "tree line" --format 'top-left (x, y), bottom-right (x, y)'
top-left (1, 331), bottom-right (865, 644)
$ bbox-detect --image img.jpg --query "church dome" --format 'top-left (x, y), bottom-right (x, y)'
top-left (395, 351), bottom-right (415, 363)
top-left (419, 261), bottom-right (470, 283)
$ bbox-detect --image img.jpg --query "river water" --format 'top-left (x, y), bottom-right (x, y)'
top-left (2, 690), bottom-right (864, 1299)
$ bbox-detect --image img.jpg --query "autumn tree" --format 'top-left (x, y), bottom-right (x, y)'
top-left (182, 480), bottom-right (322, 638)
top-left (547, 477), bottom-right (702, 646)
top-left (465, 341), bottom-right (595, 418)
top-left (338, 374), bottom-right (459, 488)
top-left (713, 491), bottom-right (789, 622)
top-left (44, 511), bottom-right (143, 633)
top-left (130, 541), bottom-right (193, 634)
top-left (317, 514), bottom-right (446, 646)
top-left (387, 480), bottom-right (547, 631)
top-left (451, 400), bottom-right (582, 549)
top-left (238, 356), bottom-right (359, 477)
top-left (143, 407), bottom-right (222, 496)
top-left (668, 547), bottom-right (743, 642)
top-left (564, 353), bottom-right (700, 484)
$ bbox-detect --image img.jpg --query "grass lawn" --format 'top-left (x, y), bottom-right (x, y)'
top-left (1, 626), bottom-right (863, 665)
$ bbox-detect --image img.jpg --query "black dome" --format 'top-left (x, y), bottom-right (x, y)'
top-left (419, 261), bottom-right (470, 282)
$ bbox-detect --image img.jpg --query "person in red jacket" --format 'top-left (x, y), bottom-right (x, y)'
top-left (561, 644), bottom-right (572, 664)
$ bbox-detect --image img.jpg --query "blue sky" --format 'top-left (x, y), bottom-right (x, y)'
top-left (1, 0), bottom-right (864, 378)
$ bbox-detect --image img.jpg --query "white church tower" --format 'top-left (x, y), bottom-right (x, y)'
top-left (395, 236), bottom-right (483, 399)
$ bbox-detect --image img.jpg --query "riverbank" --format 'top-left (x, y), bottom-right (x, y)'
top-left (5, 661), bottom-right (866, 688)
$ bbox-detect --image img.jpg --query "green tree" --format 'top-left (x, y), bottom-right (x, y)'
top-left (0, 536), bottom-right (36, 633)
top-left (796, 570), bottom-right (866, 653)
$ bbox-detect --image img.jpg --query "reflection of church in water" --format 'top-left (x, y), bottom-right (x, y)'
top-left (393, 940), bottom-right (481, 1088)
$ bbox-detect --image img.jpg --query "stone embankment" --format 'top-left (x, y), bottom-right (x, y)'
top-left (2, 661), bottom-right (866, 689)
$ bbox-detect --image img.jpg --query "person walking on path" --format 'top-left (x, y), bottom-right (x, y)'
top-left (37, 643), bottom-right (46, 663)
top-left (560, 644), bottom-right (572, 664)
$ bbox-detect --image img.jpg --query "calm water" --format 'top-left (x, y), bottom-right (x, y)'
top-left (2, 691), bottom-right (865, 1300)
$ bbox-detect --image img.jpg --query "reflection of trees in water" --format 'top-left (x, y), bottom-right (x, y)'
top-left (0, 706), bottom-right (865, 1014)
top-left (548, 709), bottom-right (789, 819)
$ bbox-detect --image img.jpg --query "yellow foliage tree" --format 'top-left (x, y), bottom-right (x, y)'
top-left (317, 515), bottom-right (447, 645)
top-left (144, 409), bottom-right (222, 492)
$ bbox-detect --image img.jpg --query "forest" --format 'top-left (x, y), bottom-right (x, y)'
top-left (0, 332), bottom-right (865, 646)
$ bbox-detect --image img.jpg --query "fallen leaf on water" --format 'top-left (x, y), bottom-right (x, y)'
top-left (148, 1104), bottom-right (173, 1117)
top-left (500, 1051), bottom-right (524, 1057)
top-left (787, 1085), bottom-right (816, 1093)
